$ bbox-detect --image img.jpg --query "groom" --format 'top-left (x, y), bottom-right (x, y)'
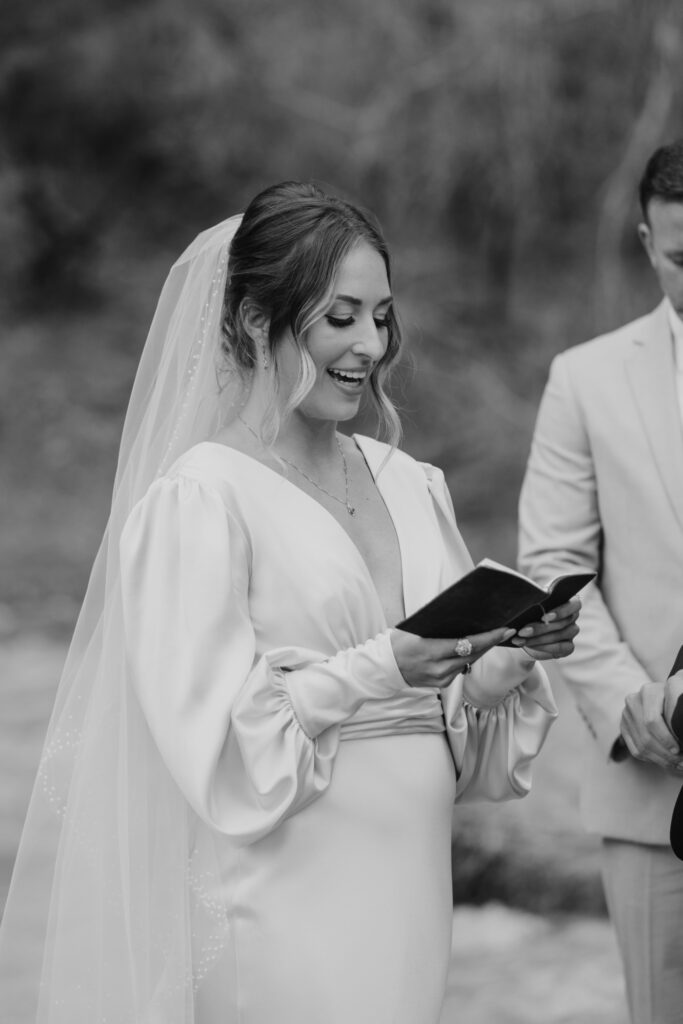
top-left (518, 138), bottom-right (683, 1023)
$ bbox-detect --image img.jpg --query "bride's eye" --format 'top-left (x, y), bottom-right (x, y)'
top-left (325, 315), bottom-right (354, 328)
top-left (373, 316), bottom-right (391, 330)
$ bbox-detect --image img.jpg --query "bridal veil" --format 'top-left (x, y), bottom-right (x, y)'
top-left (0, 216), bottom-right (243, 1022)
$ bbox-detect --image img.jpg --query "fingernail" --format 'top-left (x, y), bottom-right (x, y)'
top-left (542, 612), bottom-right (557, 623)
top-left (518, 627), bottom-right (534, 637)
top-left (503, 628), bottom-right (516, 640)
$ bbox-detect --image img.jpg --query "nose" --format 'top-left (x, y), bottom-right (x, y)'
top-left (351, 315), bottom-right (387, 362)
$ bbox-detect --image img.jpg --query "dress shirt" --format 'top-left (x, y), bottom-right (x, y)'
top-left (666, 297), bottom-right (683, 426)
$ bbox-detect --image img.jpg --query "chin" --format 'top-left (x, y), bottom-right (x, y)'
top-left (300, 397), bottom-right (362, 423)
top-left (333, 402), bottom-right (361, 422)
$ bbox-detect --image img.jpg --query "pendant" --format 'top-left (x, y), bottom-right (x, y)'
top-left (348, 505), bottom-right (356, 516)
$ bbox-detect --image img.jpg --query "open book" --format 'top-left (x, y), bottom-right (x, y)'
top-left (396, 558), bottom-right (595, 642)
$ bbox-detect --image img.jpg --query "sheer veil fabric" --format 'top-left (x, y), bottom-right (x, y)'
top-left (0, 216), bottom-right (243, 1023)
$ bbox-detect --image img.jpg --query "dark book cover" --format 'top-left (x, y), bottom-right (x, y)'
top-left (396, 558), bottom-right (595, 641)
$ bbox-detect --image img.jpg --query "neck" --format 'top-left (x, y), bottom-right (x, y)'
top-left (240, 381), bottom-right (340, 466)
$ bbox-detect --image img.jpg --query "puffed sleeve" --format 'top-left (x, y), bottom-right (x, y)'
top-left (421, 462), bottom-right (558, 802)
top-left (119, 472), bottom-right (409, 844)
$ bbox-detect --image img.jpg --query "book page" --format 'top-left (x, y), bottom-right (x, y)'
top-left (477, 558), bottom-right (540, 586)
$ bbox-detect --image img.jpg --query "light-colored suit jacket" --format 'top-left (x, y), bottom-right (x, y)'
top-left (518, 300), bottom-right (683, 844)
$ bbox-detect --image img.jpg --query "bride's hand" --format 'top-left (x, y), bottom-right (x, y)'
top-left (509, 597), bottom-right (581, 661)
top-left (390, 625), bottom-right (516, 688)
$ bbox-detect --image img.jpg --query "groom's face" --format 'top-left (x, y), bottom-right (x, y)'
top-left (638, 199), bottom-right (683, 317)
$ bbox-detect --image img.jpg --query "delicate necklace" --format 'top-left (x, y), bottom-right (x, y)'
top-left (237, 415), bottom-right (356, 516)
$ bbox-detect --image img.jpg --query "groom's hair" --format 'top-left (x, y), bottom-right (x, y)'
top-left (639, 139), bottom-right (683, 219)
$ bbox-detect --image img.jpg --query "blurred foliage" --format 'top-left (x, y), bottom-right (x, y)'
top-left (450, 827), bottom-right (606, 915)
top-left (1, 0), bottom-right (683, 629)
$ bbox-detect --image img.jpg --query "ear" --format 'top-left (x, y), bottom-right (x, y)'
top-left (637, 221), bottom-right (656, 267)
top-left (240, 300), bottom-right (270, 345)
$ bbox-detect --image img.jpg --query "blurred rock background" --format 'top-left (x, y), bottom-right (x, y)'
top-left (2, 0), bottom-right (683, 1015)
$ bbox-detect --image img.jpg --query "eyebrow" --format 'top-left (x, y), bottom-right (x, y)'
top-left (334, 293), bottom-right (393, 307)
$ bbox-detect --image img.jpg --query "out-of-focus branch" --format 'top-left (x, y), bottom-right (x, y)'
top-left (350, 48), bottom-right (466, 165)
top-left (593, 5), bottom-right (681, 329)
top-left (264, 45), bottom-right (465, 171)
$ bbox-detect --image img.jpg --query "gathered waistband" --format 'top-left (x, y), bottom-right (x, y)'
top-left (339, 687), bottom-right (445, 741)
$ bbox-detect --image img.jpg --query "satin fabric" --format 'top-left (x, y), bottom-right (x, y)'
top-left (119, 435), bottom-right (556, 1023)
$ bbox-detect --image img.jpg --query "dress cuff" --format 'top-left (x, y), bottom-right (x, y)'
top-left (280, 631), bottom-right (409, 739)
top-left (461, 648), bottom-right (537, 708)
top-left (462, 685), bottom-right (517, 710)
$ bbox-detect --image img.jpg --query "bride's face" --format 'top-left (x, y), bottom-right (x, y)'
top-left (276, 241), bottom-right (393, 424)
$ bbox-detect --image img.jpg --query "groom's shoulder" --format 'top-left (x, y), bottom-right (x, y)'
top-left (558, 304), bottom-right (661, 373)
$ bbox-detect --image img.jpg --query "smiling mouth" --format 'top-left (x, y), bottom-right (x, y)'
top-left (327, 368), bottom-right (367, 387)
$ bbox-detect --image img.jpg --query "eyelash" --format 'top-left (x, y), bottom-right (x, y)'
top-left (325, 315), bottom-right (391, 330)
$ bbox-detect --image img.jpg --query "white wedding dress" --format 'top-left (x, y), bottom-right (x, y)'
top-left (118, 433), bottom-right (556, 1024)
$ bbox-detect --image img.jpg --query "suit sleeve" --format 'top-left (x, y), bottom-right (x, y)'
top-left (518, 352), bottom-right (653, 758)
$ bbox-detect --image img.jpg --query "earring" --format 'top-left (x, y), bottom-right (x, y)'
top-left (261, 344), bottom-right (269, 370)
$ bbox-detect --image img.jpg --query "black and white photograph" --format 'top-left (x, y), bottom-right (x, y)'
top-left (2, 1), bottom-right (683, 1021)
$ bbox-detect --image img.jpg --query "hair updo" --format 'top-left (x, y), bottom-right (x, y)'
top-left (221, 181), bottom-right (402, 445)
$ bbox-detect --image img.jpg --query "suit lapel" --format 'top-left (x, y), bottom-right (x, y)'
top-left (625, 301), bottom-right (683, 533)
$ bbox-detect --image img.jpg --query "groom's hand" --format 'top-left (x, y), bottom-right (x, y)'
top-left (620, 681), bottom-right (683, 773)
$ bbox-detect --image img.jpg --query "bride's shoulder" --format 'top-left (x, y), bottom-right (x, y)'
top-left (161, 437), bottom-right (262, 497)
top-left (170, 439), bottom-right (239, 477)
top-left (136, 442), bottom-right (262, 539)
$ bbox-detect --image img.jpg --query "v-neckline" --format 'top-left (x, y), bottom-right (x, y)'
top-left (197, 436), bottom-right (406, 626)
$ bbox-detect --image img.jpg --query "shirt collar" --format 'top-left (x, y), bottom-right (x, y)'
top-left (665, 297), bottom-right (683, 370)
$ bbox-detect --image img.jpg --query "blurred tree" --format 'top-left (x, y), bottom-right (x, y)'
top-left (2, 0), bottom-right (683, 621)
top-left (594, 0), bottom-right (683, 330)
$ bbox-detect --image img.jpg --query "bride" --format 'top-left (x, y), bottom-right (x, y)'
top-left (0, 181), bottom-right (578, 1023)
